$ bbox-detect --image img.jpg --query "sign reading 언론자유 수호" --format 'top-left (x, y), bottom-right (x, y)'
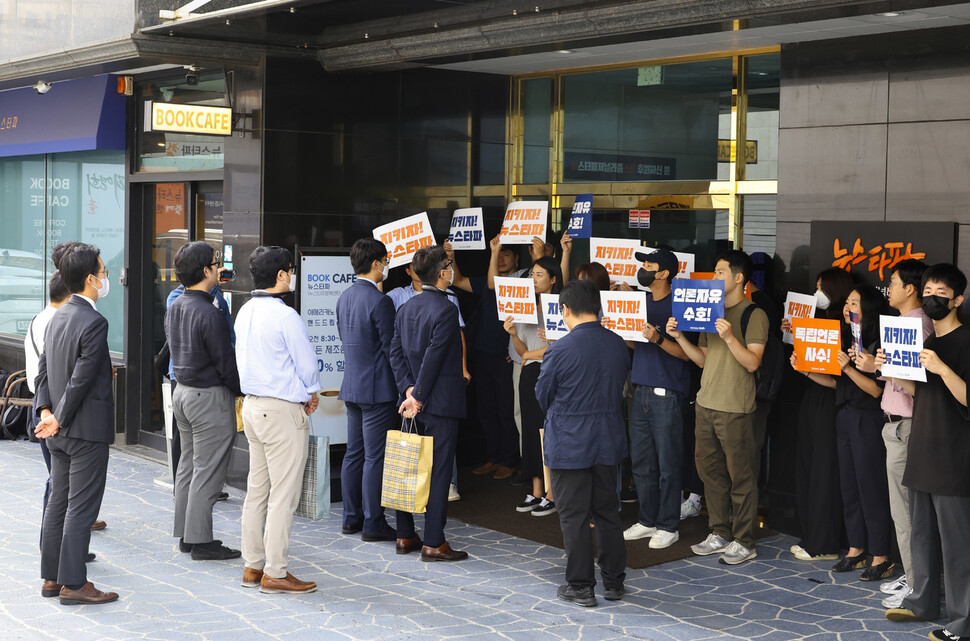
top-left (671, 279), bottom-right (725, 333)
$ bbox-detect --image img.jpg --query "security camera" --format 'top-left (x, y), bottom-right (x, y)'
top-left (185, 69), bottom-right (200, 86)
top-left (33, 80), bottom-right (52, 95)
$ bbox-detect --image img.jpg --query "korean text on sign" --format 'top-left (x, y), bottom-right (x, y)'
top-left (494, 276), bottom-right (538, 324)
top-left (499, 201), bottom-right (548, 245)
top-left (833, 238), bottom-right (927, 282)
top-left (600, 290), bottom-right (648, 343)
top-left (567, 194), bottom-right (593, 238)
top-left (671, 279), bottom-right (724, 333)
top-left (540, 293), bottom-right (569, 340)
top-left (792, 317), bottom-right (842, 376)
top-left (879, 315), bottom-right (926, 382)
top-left (373, 211), bottom-right (437, 269)
top-left (671, 252), bottom-right (694, 280)
top-left (589, 237), bottom-right (642, 288)
top-left (782, 292), bottom-right (817, 345)
top-left (447, 207), bottom-right (485, 250)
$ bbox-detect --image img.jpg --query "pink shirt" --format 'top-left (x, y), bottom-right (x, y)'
top-left (881, 307), bottom-right (934, 417)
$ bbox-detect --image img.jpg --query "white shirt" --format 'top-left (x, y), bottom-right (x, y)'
top-left (75, 293), bottom-right (97, 310)
top-left (24, 305), bottom-right (58, 394)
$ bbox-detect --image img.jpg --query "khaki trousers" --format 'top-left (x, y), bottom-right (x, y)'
top-left (240, 395), bottom-right (309, 579)
top-left (883, 418), bottom-right (912, 575)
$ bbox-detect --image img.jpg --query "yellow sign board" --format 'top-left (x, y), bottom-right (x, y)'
top-left (717, 139), bottom-right (758, 163)
top-left (145, 101), bottom-right (232, 136)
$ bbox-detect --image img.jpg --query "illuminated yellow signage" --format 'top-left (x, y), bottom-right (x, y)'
top-left (145, 101), bottom-right (231, 136)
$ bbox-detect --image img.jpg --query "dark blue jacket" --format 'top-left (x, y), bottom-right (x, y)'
top-left (390, 288), bottom-right (466, 419)
top-left (336, 278), bottom-right (397, 405)
top-left (535, 321), bottom-right (630, 469)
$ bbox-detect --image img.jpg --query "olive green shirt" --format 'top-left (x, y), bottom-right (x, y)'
top-left (695, 298), bottom-right (769, 415)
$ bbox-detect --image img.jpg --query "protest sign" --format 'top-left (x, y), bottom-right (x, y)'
top-left (447, 207), bottom-right (485, 250)
top-left (600, 290), bottom-right (648, 342)
top-left (540, 293), bottom-right (569, 340)
top-left (672, 252), bottom-right (695, 279)
top-left (783, 292), bottom-right (817, 345)
top-left (671, 279), bottom-right (725, 333)
top-left (879, 315), bottom-right (926, 382)
top-left (567, 194), bottom-right (592, 238)
top-left (373, 212), bottom-right (436, 269)
top-left (494, 276), bottom-right (538, 324)
top-left (590, 237), bottom-right (642, 287)
top-left (849, 311), bottom-right (863, 355)
top-left (792, 317), bottom-right (842, 375)
top-left (499, 201), bottom-right (548, 245)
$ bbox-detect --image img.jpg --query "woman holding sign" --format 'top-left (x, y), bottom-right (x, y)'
top-left (503, 257), bottom-right (563, 517)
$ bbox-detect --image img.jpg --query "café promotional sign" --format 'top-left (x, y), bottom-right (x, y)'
top-left (145, 102), bottom-right (232, 136)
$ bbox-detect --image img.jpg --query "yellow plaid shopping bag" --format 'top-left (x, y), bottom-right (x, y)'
top-left (381, 418), bottom-right (433, 514)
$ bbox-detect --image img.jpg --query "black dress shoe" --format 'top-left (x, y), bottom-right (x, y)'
top-left (85, 553), bottom-right (96, 563)
top-left (831, 552), bottom-right (868, 572)
top-left (341, 524), bottom-right (362, 535)
top-left (557, 584), bottom-right (597, 607)
top-left (216, 492), bottom-right (230, 502)
top-left (362, 525), bottom-right (397, 542)
top-left (191, 542), bottom-right (241, 561)
top-left (860, 560), bottom-right (895, 581)
top-left (179, 538), bottom-right (192, 553)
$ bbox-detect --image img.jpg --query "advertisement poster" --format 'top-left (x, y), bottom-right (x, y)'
top-left (373, 212), bottom-right (436, 269)
top-left (589, 237), bottom-right (642, 287)
top-left (540, 293), bottom-right (569, 340)
top-left (879, 315), bottom-right (927, 382)
top-left (600, 290), bottom-right (648, 342)
top-left (494, 276), bottom-right (538, 324)
top-left (671, 279), bottom-right (725, 333)
top-left (499, 201), bottom-right (548, 245)
top-left (792, 317), bottom-right (842, 375)
top-left (567, 194), bottom-right (593, 238)
top-left (672, 251), bottom-right (695, 279)
top-left (782, 292), bottom-right (817, 345)
top-left (447, 207), bottom-right (485, 250)
top-left (300, 254), bottom-right (356, 444)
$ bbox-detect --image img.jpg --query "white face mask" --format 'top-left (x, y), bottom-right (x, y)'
top-left (90, 274), bottom-right (109, 299)
top-left (815, 289), bottom-right (830, 310)
top-left (287, 271), bottom-right (297, 292)
top-left (444, 268), bottom-right (454, 286)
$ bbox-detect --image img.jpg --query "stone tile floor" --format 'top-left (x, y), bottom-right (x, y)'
top-left (0, 440), bottom-right (939, 640)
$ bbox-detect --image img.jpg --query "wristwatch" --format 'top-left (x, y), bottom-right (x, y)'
top-left (655, 334), bottom-right (665, 347)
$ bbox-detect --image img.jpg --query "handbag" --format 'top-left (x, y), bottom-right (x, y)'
top-left (381, 417), bottom-right (433, 514)
top-left (296, 435), bottom-right (330, 520)
top-left (234, 396), bottom-right (245, 432)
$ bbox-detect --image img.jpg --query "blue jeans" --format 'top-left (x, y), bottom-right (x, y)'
top-left (630, 386), bottom-right (684, 533)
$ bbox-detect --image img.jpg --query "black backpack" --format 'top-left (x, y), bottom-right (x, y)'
top-left (740, 304), bottom-right (785, 403)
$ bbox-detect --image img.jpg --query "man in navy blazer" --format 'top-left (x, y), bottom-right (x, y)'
top-left (336, 238), bottom-right (399, 541)
top-left (34, 243), bottom-right (119, 606)
top-left (535, 279), bottom-right (630, 607)
top-left (390, 245), bottom-right (468, 561)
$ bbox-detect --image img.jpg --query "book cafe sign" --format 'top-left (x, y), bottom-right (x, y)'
top-left (144, 102), bottom-right (232, 136)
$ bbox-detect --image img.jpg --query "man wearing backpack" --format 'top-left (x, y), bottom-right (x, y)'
top-left (667, 250), bottom-right (768, 565)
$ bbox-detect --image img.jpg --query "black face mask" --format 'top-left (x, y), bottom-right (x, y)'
top-left (637, 268), bottom-right (657, 288)
top-left (922, 295), bottom-right (953, 321)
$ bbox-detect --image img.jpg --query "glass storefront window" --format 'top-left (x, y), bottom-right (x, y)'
top-left (745, 54), bottom-right (780, 180)
top-left (522, 77), bottom-right (552, 184)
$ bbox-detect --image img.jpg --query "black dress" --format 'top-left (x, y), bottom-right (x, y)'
top-left (795, 380), bottom-right (844, 555)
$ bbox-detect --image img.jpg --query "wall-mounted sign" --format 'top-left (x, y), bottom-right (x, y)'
top-left (144, 101), bottom-right (232, 136)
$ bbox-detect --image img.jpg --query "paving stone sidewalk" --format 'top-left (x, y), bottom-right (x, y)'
top-left (0, 440), bottom-right (937, 640)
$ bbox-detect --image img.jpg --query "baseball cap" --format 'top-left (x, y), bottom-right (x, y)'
top-left (634, 248), bottom-right (679, 278)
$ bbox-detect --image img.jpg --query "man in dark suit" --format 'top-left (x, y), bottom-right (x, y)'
top-left (390, 245), bottom-right (468, 561)
top-left (337, 238), bottom-right (398, 541)
top-left (34, 243), bottom-right (118, 605)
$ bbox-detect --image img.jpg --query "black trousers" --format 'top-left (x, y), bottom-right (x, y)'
top-left (795, 384), bottom-right (843, 556)
top-left (395, 412), bottom-right (458, 549)
top-left (474, 352), bottom-right (519, 468)
top-left (519, 362), bottom-right (545, 480)
top-left (550, 465), bottom-right (626, 590)
top-left (836, 405), bottom-right (891, 555)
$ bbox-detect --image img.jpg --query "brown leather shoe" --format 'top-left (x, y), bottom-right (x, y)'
top-left (41, 580), bottom-right (62, 598)
top-left (396, 536), bottom-right (423, 555)
top-left (59, 582), bottom-right (119, 605)
top-left (472, 462), bottom-right (498, 475)
top-left (493, 465), bottom-right (514, 480)
top-left (90, 520), bottom-right (107, 531)
top-left (241, 567), bottom-right (264, 588)
top-left (421, 542), bottom-right (468, 562)
top-left (259, 572), bottom-right (317, 594)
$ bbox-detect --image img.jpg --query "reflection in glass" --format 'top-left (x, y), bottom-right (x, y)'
top-left (522, 77), bottom-right (552, 184)
top-left (745, 54), bottom-right (780, 180)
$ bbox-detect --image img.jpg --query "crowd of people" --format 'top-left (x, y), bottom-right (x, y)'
top-left (23, 232), bottom-right (970, 641)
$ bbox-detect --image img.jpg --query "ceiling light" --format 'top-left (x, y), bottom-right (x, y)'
top-left (876, 11), bottom-right (903, 17)
top-left (557, 49), bottom-right (575, 54)
top-left (33, 80), bottom-right (52, 95)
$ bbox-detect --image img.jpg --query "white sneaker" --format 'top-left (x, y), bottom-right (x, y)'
top-left (881, 574), bottom-right (908, 594)
top-left (718, 540), bottom-right (757, 565)
top-left (791, 544), bottom-right (840, 561)
top-left (680, 497), bottom-right (701, 520)
top-left (649, 530), bottom-right (679, 549)
top-left (691, 532), bottom-right (730, 556)
top-left (881, 586), bottom-right (913, 609)
top-left (623, 523), bottom-right (657, 541)
top-left (448, 484), bottom-right (461, 502)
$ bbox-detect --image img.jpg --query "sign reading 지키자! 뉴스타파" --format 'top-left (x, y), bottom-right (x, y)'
top-left (589, 237), bottom-right (642, 288)
top-left (567, 194), bottom-right (593, 239)
top-left (447, 207), bottom-right (485, 250)
top-left (671, 279), bottom-right (725, 333)
top-left (792, 317), bottom-right (842, 376)
top-left (494, 276), bottom-right (538, 324)
top-left (540, 293), bottom-right (569, 340)
top-left (671, 252), bottom-right (694, 279)
top-left (782, 291), bottom-right (818, 345)
top-left (373, 212), bottom-right (436, 269)
top-left (498, 201), bottom-right (548, 245)
top-left (879, 315), bottom-right (927, 382)
top-left (600, 290), bottom-right (648, 343)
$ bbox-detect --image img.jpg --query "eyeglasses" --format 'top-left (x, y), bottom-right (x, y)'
top-left (208, 261), bottom-right (220, 269)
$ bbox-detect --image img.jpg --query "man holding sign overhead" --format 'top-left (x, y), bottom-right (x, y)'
top-left (666, 250), bottom-right (768, 566)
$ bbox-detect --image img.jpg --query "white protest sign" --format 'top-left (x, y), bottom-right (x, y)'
top-left (540, 293), bottom-right (569, 340)
top-left (447, 207), bottom-right (485, 250)
top-left (499, 201), bottom-right (548, 245)
top-left (589, 237), bottom-right (642, 287)
top-left (879, 315), bottom-right (926, 382)
top-left (672, 252), bottom-right (695, 279)
top-left (373, 212), bottom-right (436, 269)
top-left (783, 292), bottom-right (817, 345)
top-left (495, 276), bottom-right (538, 324)
top-left (600, 290), bottom-right (648, 342)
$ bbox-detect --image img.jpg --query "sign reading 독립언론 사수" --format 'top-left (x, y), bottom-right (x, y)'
top-left (782, 291), bottom-right (817, 345)
top-left (589, 237), bottom-right (642, 288)
top-left (792, 317), bottom-right (842, 376)
top-left (600, 290), bottom-right (648, 342)
top-left (494, 276), bottom-right (538, 324)
top-left (567, 194), bottom-right (593, 238)
top-left (499, 201), bottom-right (548, 245)
top-left (373, 212), bottom-right (437, 269)
top-left (144, 102), bottom-right (232, 136)
top-left (540, 293), bottom-right (568, 340)
top-left (879, 315), bottom-right (927, 382)
top-left (447, 207), bottom-right (485, 250)
top-left (671, 279), bottom-right (725, 333)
